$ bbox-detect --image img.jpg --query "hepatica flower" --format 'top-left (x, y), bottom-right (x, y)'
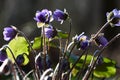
top-left (73, 32), bottom-right (89, 50)
top-left (3, 26), bottom-right (17, 41)
top-left (95, 34), bottom-right (108, 47)
top-left (106, 9), bottom-right (120, 27)
top-left (44, 25), bottom-right (57, 38)
top-left (0, 48), bottom-right (7, 62)
top-left (77, 35), bottom-right (89, 50)
top-left (34, 9), bottom-right (53, 28)
top-left (53, 9), bottom-right (68, 24)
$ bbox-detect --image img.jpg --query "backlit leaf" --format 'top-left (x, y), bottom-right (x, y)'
top-left (6, 37), bottom-right (29, 65)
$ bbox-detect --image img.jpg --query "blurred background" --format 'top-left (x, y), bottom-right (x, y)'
top-left (0, 0), bottom-right (120, 66)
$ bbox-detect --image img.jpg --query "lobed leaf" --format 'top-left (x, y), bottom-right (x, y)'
top-left (6, 37), bottom-right (29, 65)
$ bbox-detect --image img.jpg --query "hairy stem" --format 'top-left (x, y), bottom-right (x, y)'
top-left (82, 33), bottom-right (120, 80)
top-left (91, 18), bottom-right (113, 41)
top-left (5, 45), bottom-right (25, 77)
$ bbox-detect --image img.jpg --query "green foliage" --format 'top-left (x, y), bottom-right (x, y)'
top-left (94, 58), bottom-right (116, 78)
top-left (32, 37), bottom-right (42, 50)
top-left (6, 37), bottom-right (29, 65)
top-left (57, 31), bottom-right (68, 39)
top-left (68, 53), bottom-right (116, 79)
top-left (69, 54), bottom-right (93, 78)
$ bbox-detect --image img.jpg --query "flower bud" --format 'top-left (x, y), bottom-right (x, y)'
top-left (53, 9), bottom-right (68, 24)
top-left (95, 34), bottom-right (108, 47)
top-left (3, 26), bottom-right (17, 41)
top-left (44, 25), bottom-right (57, 38)
top-left (0, 48), bottom-right (7, 62)
top-left (74, 32), bottom-right (89, 50)
top-left (16, 54), bottom-right (25, 66)
top-left (106, 9), bottom-right (120, 27)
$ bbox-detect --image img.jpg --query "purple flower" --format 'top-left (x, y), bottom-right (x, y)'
top-left (3, 26), bottom-right (17, 41)
top-left (74, 32), bottom-right (89, 50)
top-left (79, 40), bottom-right (89, 50)
top-left (44, 25), bottom-right (57, 38)
top-left (95, 34), bottom-right (108, 47)
top-left (106, 9), bottom-right (120, 26)
top-left (16, 54), bottom-right (24, 66)
top-left (0, 49), bottom-right (7, 62)
top-left (53, 9), bottom-right (68, 23)
top-left (111, 9), bottom-right (120, 18)
top-left (34, 9), bottom-right (53, 27)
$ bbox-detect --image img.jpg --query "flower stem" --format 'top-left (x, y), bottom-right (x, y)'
top-left (77, 51), bottom-right (88, 79)
top-left (12, 64), bottom-right (17, 80)
top-left (17, 30), bottom-right (36, 56)
top-left (5, 45), bottom-right (25, 77)
top-left (64, 18), bottom-right (72, 54)
top-left (65, 50), bottom-right (86, 80)
top-left (23, 69), bottom-right (34, 80)
top-left (42, 26), bottom-right (47, 70)
top-left (17, 30), bottom-right (38, 79)
top-left (91, 18), bottom-right (113, 41)
top-left (66, 41), bottom-right (76, 60)
top-left (82, 33), bottom-right (120, 80)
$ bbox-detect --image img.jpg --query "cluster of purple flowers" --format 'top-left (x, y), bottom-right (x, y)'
top-left (34, 9), bottom-right (68, 38)
top-left (1, 9), bottom-right (119, 62)
top-left (2, 9), bottom-right (68, 42)
top-left (34, 9), bottom-right (68, 25)
top-left (0, 9), bottom-right (69, 70)
top-left (0, 8), bottom-right (120, 79)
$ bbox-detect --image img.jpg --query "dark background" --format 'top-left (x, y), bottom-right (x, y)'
top-left (0, 0), bottom-right (120, 65)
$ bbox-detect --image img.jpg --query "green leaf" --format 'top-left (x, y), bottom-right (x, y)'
top-left (68, 54), bottom-right (93, 68)
top-left (94, 58), bottom-right (116, 78)
top-left (68, 53), bottom-right (116, 78)
top-left (69, 54), bottom-right (93, 77)
top-left (32, 37), bottom-right (42, 50)
top-left (32, 37), bottom-right (57, 50)
top-left (57, 31), bottom-right (68, 39)
top-left (103, 57), bottom-right (116, 64)
top-left (6, 37), bottom-right (29, 65)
